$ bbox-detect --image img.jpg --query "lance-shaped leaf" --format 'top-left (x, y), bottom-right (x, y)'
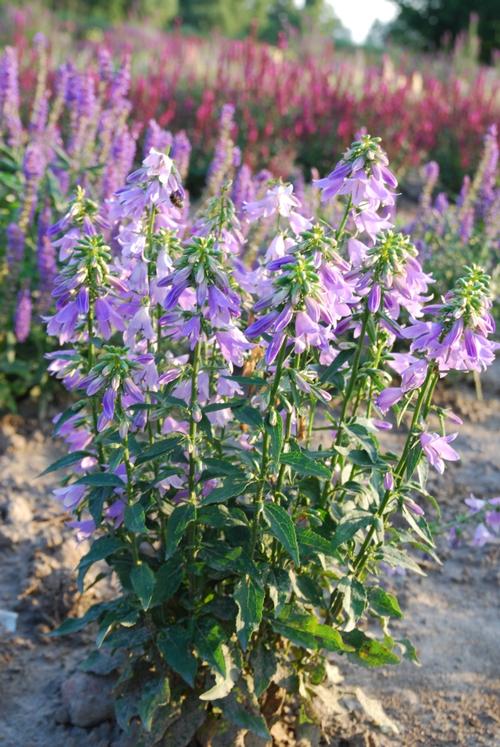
top-left (77, 536), bottom-right (126, 590)
top-left (199, 645), bottom-right (239, 701)
top-left (332, 512), bottom-right (375, 549)
top-left (279, 450), bottom-right (331, 480)
top-left (194, 618), bottom-right (228, 677)
top-left (138, 677), bottom-right (170, 732)
top-left (165, 503), bottom-right (196, 559)
top-left (157, 625), bottom-right (197, 687)
top-left (39, 450), bottom-right (92, 476)
top-left (76, 472), bottom-right (125, 488)
top-left (124, 503), bottom-right (147, 533)
top-left (369, 587), bottom-right (403, 619)
top-left (234, 577), bottom-right (265, 650)
top-left (263, 503), bottom-right (300, 565)
top-left (131, 563), bottom-right (156, 611)
top-left (151, 558), bottom-right (183, 607)
top-left (135, 436), bottom-right (183, 465)
top-left (343, 629), bottom-right (400, 667)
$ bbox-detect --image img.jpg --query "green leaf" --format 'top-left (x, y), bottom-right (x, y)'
top-left (130, 563), bottom-right (156, 611)
top-left (263, 503), bottom-right (300, 565)
top-left (88, 487), bottom-right (108, 524)
top-left (138, 677), bottom-right (170, 732)
top-left (77, 537), bottom-right (125, 590)
top-left (199, 505), bottom-right (248, 529)
top-left (234, 577), bottom-right (264, 650)
top-left (199, 645), bottom-right (239, 701)
top-left (49, 601), bottom-right (107, 636)
top-left (272, 608), bottom-right (349, 652)
top-left (226, 374), bottom-right (266, 388)
top-left (343, 629), bottom-right (400, 667)
top-left (165, 503), bottom-right (196, 560)
top-left (297, 527), bottom-right (338, 558)
top-left (157, 625), bottom-right (198, 687)
top-left (135, 436), bottom-right (183, 466)
top-left (76, 472), bottom-right (125, 488)
top-left (402, 505), bottom-right (435, 547)
top-left (347, 449), bottom-right (377, 468)
top-left (397, 637), bottom-right (420, 664)
top-left (202, 480), bottom-right (251, 505)
top-left (279, 450), bottom-right (331, 480)
top-left (332, 513), bottom-right (374, 549)
top-left (151, 558), bottom-right (183, 606)
top-left (39, 450), bottom-right (92, 476)
top-left (194, 619), bottom-right (227, 677)
top-left (369, 587), bottom-right (403, 619)
top-left (405, 443), bottom-right (423, 479)
top-left (203, 397), bottom-right (246, 413)
top-left (124, 503), bottom-right (147, 533)
top-left (202, 458), bottom-right (247, 480)
top-left (223, 696), bottom-right (270, 740)
top-left (250, 642), bottom-right (277, 698)
top-left (337, 577), bottom-right (367, 622)
top-left (377, 545), bottom-right (425, 576)
top-left (319, 348), bottom-right (354, 383)
top-left (232, 404), bottom-right (264, 429)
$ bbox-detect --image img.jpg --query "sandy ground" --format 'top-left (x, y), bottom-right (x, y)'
top-left (0, 369), bottom-right (498, 747)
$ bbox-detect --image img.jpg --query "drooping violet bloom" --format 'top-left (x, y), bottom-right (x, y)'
top-left (105, 499), bottom-right (126, 528)
top-left (116, 148), bottom-right (185, 218)
top-left (376, 386), bottom-right (404, 414)
top-left (14, 288), bottom-right (32, 343)
top-left (66, 518), bottom-right (96, 542)
top-left (420, 431), bottom-right (460, 474)
top-left (53, 483), bottom-right (86, 510)
top-left (244, 182), bottom-right (312, 235)
top-left (403, 266), bottom-right (497, 373)
top-left (314, 134), bottom-right (397, 209)
top-left (356, 230), bottom-right (433, 319)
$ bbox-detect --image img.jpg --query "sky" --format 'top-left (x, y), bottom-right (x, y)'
top-left (328, 0), bottom-right (398, 44)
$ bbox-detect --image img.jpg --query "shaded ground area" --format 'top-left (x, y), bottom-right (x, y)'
top-left (0, 368), bottom-right (498, 746)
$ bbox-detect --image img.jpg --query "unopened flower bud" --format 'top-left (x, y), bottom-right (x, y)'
top-left (384, 472), bottom-right (394, 491)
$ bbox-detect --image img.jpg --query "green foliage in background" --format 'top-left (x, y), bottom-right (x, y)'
top-left (389, 0), bottom-right (499, 63)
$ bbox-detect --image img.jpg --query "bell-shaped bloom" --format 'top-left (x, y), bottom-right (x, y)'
top-left (420, 432), bottom-right (460, 474)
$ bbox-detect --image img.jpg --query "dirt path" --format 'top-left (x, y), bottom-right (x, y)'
top-left (0, 373), bottom-right (498, 746)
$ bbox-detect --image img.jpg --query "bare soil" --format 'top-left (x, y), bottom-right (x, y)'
top-left (0, 368), bottom-right (498, 747)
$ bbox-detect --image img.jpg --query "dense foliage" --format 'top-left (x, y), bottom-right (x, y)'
top-left (44, 133), bottom-right (496, 741)
top-left (389, 0), bottom-right (499, 64)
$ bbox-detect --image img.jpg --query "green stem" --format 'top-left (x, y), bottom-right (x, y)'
top-left (322, 307), bottom-right (370, 508)
top-left (188, 341), bottom-right (201, 505)
top-left (335, 196), bottom-right (352, 241)
top-left (187, 341), bottom-right (202, 592)
top-left (329, 367), bottom-right (439, 618)
top-left (86, 296), bottom-right (105, 466)
top-left (250, 338), bottom-right (288, 557)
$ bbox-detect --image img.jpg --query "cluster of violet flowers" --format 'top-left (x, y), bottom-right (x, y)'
top-left (44, 132), bottom-right (497, 737)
